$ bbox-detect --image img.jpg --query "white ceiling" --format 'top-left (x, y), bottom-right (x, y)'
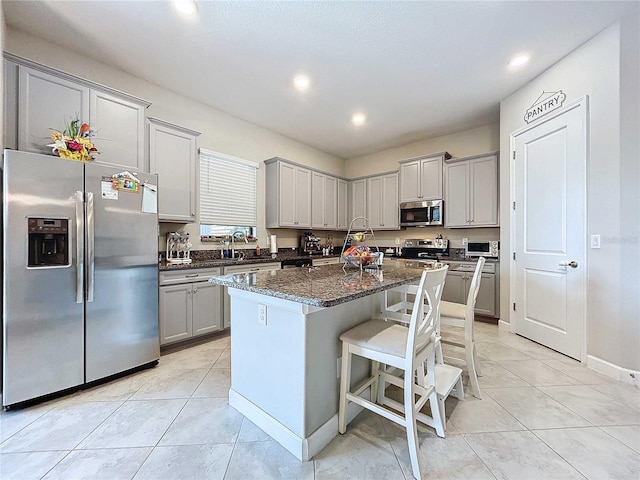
top-left (3, 1), bottom-right (637, 159)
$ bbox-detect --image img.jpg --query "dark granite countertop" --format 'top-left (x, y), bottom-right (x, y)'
top-left (208, 261), bottom-right (428, 308)
top-left (159, 253), bottom-right (341, 271)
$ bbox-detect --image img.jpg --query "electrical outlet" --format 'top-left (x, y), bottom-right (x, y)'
top-left (395, 237), bottom-right (400, 245)
top-left (258, 304), bottom-right (267, 326)
top-left (591, 234), bottom-right (601, 249)
top-left (462, 237), bottom-right (468, 246)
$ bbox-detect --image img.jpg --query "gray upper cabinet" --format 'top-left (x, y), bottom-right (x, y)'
top-left (349, 178), bottom-right (367, 229)
top-left (90, 90), bottom-right (147, 171)
top-left (366, 172), bottom-right (399, 230)
top-left (337, 178), bottom-right (349, 230)
top-left (16, 65), bottom-right (90, 155)
top-left (265, 158), bottom-right (312, 228)
top-left (311, 171), bottom-right (337, 230)
top-left (148, 117), bottom-right (200, 223)
top-left (399, 152), bottom-right (451, 202)
top-left (444, 152), bottom-right (499, 228)
top-left (4, 54), bottom-right (150, 171)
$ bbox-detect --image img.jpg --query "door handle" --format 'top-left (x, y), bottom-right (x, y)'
top-left (86, 192), bottom-right (95, 302)
top-left (75, 191), bottom-right (84, 304)
top-left (559, 261), bottom-right (578, 268)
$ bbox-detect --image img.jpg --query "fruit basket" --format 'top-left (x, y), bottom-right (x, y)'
top-left (340, 217), bottom-right (381, 272)
top-left (342, 245), bottom-right (378, 267)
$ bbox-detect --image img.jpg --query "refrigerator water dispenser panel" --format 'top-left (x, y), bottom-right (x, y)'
top-left (27, 217), bottom-right (70, 267)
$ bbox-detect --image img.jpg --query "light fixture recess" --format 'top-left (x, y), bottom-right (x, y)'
top-left (293, 74), bottom-right (311, 92)
top-left (508, 53), bottom-right (531, 68)
top-left (351, 113), bottom-right (367, 126)
top-left (173, 0), bottom-right (197, 15)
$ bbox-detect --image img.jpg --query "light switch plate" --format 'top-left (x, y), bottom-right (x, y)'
top-left (591, 234), bottom-right (601, 249)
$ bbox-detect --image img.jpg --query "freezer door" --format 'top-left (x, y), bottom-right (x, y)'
top-left (2, 150), bottom-right (85, 406)
top-left (84, 163), bottom-right (159, 382)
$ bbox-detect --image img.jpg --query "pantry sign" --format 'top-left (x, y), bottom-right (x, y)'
top-left (524, 90), bottom-right (566, 123)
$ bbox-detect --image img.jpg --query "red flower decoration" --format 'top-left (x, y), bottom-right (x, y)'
top-left (68, 140), bottom-right (83, 152)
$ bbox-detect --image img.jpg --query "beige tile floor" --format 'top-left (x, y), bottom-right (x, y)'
top-left (1, 323), bottom-right (639, 479)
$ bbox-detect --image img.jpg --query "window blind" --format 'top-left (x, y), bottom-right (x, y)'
top-left (199, 148), bottom-right (258, 226)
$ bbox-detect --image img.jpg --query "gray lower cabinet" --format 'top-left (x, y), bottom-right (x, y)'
top-left (222, 262), bottom-right (281, 328)
top-left (4, 53), bottom-right (150, 171)
top-left (442, 262), bottom-right (498, 317)
top-left (159, 268), bottom-right (223, 345)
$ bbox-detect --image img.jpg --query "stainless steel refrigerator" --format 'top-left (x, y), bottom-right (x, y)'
top-left (2, 150), bottom-right (159, 408)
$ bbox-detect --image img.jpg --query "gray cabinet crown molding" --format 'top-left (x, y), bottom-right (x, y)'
top-left (147, 116), bottom-right (200, 136)
top-left (264, 156), bottom-right (348, 181)
top-left (4, 52), bottom-right (151, 108)
top-left (445, 150), bottom-right (500, 164)
top-left (349, 169), bottom-right (400, 181)
top-left (398, 151), bottom-right (452, 164)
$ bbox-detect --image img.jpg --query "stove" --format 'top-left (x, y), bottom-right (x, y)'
top-left (399, 238), bottom-right (449, 262)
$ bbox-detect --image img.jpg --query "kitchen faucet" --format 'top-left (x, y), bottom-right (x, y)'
top-left (231, 230), bottom-right (248, 259)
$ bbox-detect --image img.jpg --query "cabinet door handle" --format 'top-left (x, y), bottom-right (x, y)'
top-left (187, 290), bottom-right (192, 295)
top-left (191, 212), bottom-right (195, 216)
top-left (185, 274), bottom-right (199, 278)
top-left (193, 287), bottom-right (198, 293)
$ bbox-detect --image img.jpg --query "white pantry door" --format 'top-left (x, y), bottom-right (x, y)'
top-left (511, 97), bottom-right (588, 360)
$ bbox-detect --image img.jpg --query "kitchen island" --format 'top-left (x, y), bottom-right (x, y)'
top-left (208, 262), bottom-right (425, 461)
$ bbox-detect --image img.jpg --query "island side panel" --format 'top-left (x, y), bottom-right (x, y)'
top-left (229, 289), bottom-right (308, 437)
top-left (304, 293), bottom-right (381, 436)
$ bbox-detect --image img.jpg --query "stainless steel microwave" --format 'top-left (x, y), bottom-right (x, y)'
top-left (399, 200), bottom-right (443, 227)
top-left (465, 241), bottom-right (499, 258)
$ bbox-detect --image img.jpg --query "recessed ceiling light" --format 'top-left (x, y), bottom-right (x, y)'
top-left (293, 74), bottom-right (311, 92)
top-left (173, 0), bottom-right (197, 15)
top-left (508, 53), bottom-right (531, 68)
top-left (351, 113), bottom-right (367, 126)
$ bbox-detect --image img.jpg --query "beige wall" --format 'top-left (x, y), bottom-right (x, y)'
top-left (500, 18), bottom-right (640, 372)
top-left (344, 123), bottom-right (499, 177)
top-left (343, 123), bottom-right (501, 248)
top-left (4, 26), bottom-right (345, 253)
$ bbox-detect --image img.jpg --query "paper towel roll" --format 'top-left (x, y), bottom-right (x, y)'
top-left (270, 235), bottom-right (278, 254)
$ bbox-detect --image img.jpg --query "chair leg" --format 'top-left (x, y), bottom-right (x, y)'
top-left (404, 366), bottom-right (422, 480)
top-left (371, 361), bottom-right (380, 403)
top-left (338, 343), bottom-right (352, 434)
top-left (473, 343), bottom-right (483, 377)
top-left (426, 356), bottom-right (446, 438)
top-left (453, 373), bottom-right (465, 401)
top-left (377, 363), bottom-right (386, 405)
top-left (466, 341), bottom-right (482, 399)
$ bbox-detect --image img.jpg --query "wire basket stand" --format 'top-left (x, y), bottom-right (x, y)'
top-left (340, 216), bottom-right (383, 273)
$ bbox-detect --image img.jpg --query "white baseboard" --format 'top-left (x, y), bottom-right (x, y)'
top-left (586, 355), bottom-right (640, 386)
top-left (229, 388), bottom-right (366, 461)
top-left (498, 320), bottom-right (511, 331)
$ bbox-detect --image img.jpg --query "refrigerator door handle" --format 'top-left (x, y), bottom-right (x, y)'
top-left (87, 192), bottom-right (95, 302)
top-left (75, 191), bottom-right (84, 303)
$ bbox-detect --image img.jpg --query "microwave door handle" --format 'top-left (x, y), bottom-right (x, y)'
top-left (75, 191), bottom-right (84, 303)
top-left (86, 192), bottom-right (95, 303)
